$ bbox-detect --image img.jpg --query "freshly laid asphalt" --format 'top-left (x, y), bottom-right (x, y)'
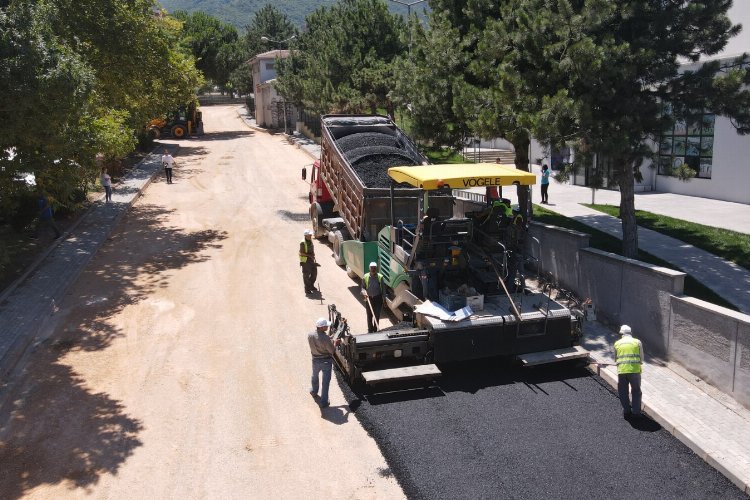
top-left (338, 361), bottom-right (747, 500)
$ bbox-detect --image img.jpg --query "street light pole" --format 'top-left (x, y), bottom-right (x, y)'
top-left (260, 35), bottom-right (297, 134)
top-left (387, 0), bottom-right (427, 57)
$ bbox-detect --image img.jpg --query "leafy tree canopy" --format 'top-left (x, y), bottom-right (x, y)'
top-left (409, 0), bottom-right (750, 257)
top-left (0, 0), bottom-right (202, 214)
top-left (173, 10), bottom-right (240, 89)
top-left (276, 0), bottom-right (406, 115)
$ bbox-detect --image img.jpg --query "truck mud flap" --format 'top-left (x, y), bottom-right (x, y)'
top-left (516, 345), bottom-right (590, 367)
top-left (362, 364), bottom-right (441, 385)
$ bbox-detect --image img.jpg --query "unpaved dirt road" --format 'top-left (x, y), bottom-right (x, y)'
top-left (0, 106), bottom-right (403, 499)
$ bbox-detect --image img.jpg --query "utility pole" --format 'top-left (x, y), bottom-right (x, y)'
top-left (387, 0), bottom-right (427, 57)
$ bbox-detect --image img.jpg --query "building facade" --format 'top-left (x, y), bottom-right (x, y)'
top-left (250, 50), bottom-right (297, 131)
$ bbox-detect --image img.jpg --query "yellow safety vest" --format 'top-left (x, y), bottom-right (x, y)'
top-left (300, 240), bottom-right (311, 263)
top-left (363, 273), bottom-right (383, 291)
top-left (614, 336), bottom-right (642, 374)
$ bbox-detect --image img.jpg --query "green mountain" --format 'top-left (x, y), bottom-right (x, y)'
top-left (158, 0), bottom-right (420, 30)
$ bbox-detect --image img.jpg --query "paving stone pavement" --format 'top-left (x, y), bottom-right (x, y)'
top-left (0, 147), bottom-right (175, 380)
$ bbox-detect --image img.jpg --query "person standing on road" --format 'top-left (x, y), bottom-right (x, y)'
top-left (162, 149), bottom-right (175, 184)
top-left (308, 317), bottom-right (340, 409)
top-left (614, 324), bottom-right (644, 418)
top-left (101, 167), bottom-right (113, 202)
top-left (540, 164), bottom-right (550, 204)
top-left (361, 262), bottom-right (384, 333)
top-left (300, 229), bottom-right (318, 294)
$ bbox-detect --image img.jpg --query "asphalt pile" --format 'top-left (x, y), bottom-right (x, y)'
top-left (337, 132), bottom-right (422, 188)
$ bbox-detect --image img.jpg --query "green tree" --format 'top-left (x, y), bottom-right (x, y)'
top-left (390, 12), bottom-right (468, 148)
top-left (276, 0), bottom-right (405, 115)
top-left (0, 0), bottom-right (202, 216)
top-left (511, 0), bottom-right (750, 257)
top-left (417, 0), bottom-right (750, 257)
top-left (173, 10), bottom-right (240, 90)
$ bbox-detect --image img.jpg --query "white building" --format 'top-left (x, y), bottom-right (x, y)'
top-left (525, 53), bottom-right (750, 205)
top-left (250, 50), bottom-right (297, 130)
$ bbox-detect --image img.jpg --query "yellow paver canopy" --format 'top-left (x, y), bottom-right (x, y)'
top-left (388, 163), bottom-right (536, 190)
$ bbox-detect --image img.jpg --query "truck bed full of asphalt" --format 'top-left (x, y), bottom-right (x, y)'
top-left (336, 133), bottom-right (422, 188)
top-left (337, 359), bottom-right (748, 500)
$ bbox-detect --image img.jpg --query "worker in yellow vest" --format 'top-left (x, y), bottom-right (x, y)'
top-left (614, 324), bottom-right (644, 418)
top-left (299, 229), bottom-right (318, 295)
top-left (361, 262), bottom-right (384, 332)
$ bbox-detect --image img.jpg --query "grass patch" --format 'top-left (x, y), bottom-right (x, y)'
top-left (422, 147), bottom-right (465, 164)
top-left (532, 204), bottom-right (738, 310)
top-left (585, 203), bottom-right (750, 271)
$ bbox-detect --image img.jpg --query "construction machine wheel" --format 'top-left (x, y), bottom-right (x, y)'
top-left (171, 124), bottom-right (188, 138)
top-left (310, 203), bottom-right (325, 238)
top-left (147, 127), bottom-right (161, 140)
top-left (333, 231), bottom-right (346, 266)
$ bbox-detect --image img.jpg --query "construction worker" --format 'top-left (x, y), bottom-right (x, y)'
top-left (361, 262), bottom-right (384, 333)
top-left (614, 324), bottom-right (644, 418)
top-left (299, 229), bottom-right (318, 294)
top-left (308, 317), bottom-right (340, 409)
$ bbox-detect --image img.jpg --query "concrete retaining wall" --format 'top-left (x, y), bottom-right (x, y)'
top-left (669, 297), bottom-right (750, 408)
top-left (528, 222), bottom-right (589, 292)
top-left (531, 222), bottom-right (749, 406)
top-left (578, 248), bottom-right (685, 357)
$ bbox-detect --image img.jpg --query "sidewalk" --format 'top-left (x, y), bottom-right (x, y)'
top-left (0, 147), bottom-right (174, 381)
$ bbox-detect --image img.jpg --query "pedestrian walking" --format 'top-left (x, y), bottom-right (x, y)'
top-left (101, 167), bottom-right (113, 202)
top-left (36, 191), bottom-right (61, 239)
top-left (614, 324), bottom-right (644, 418)
top-left (162, 149), bottom-right (175, 184)
top-left (540, 164), bottom-right (550, 204)
top-left (308, 317), bottom-right (340, 409)
top-left (361, 262), bottom-right (384, 333)
top-left (299, 229), bottom-right (318, 294)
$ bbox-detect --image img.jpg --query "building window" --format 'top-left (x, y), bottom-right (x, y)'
top-left (658, 113), bottom-right (714, 179)
top-left (265, 62), bottom-right (275, 71)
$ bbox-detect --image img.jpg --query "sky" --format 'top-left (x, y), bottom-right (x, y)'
top-left (722, 2), bottom-right (750, 57)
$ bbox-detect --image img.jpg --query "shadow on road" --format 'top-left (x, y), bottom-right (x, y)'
top-left (0, 203), bottom-right (227, 499)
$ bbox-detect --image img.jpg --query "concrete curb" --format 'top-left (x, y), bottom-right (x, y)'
top-left (588, 361), bottom-right (750, 494)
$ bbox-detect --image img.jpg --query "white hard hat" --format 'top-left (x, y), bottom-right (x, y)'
top-left (369, 262), bottom-right (378, 268)
top-left (619, 325), bottom-right (632, 335)
top-left (304, 229), bottom-right (313, 236)
top-left (316, 317), bottom-right (330, 329)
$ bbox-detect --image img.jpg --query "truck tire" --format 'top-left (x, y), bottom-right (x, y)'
top-left (171, 124), bottom-right (187, 138)
top-left (333, 231), bottom-right (346, 266)
top-left (310, 203), bottom-right (325, 238)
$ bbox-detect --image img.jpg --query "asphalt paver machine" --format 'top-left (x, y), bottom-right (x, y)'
top-left (329, 163), bottom-right (588, 387)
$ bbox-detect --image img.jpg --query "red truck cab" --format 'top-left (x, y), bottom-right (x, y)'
top-left (306, 160), bottom-right (332, 205)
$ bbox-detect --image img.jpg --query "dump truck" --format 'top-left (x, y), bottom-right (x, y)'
top-left (302, 114), bottom-right (449, 272)
top-left (318, 162), bottom-right (588, 387)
